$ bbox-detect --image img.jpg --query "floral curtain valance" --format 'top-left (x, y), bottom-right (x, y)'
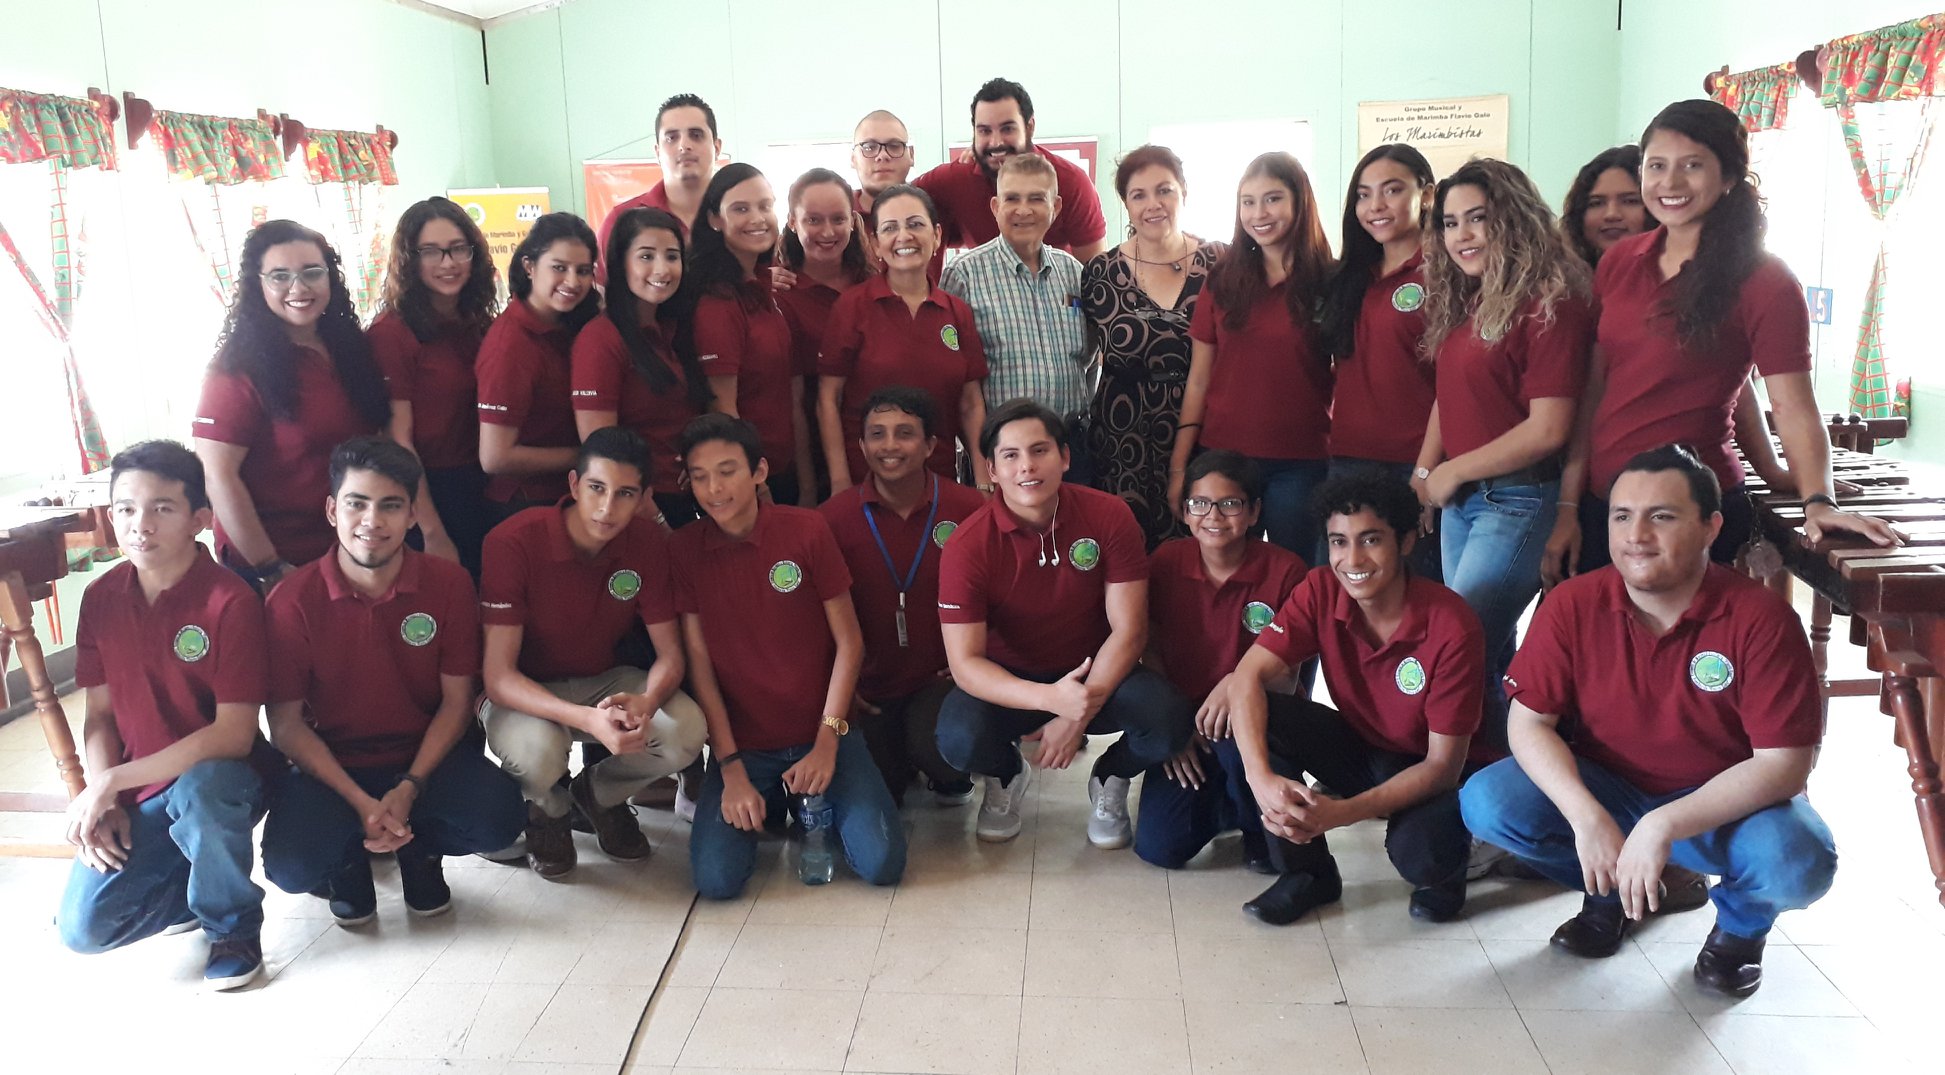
top-left (1821, 13), bottom-right (1945, 106)
top-left (0, 88), bottom-right (115, 170)
top-left (150, 110), bottom-right (285, 185)
top-left (303, 128), bottom-right (397, 186)
top-left (1711, 63), bottom-right (1800, 132)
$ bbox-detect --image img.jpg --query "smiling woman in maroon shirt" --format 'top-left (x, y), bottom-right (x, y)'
top-left (195, 220), bottom-right (390, 591)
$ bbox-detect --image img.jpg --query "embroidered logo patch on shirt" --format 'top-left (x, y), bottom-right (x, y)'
top-left (1243, 601), bottom-right (1275, 635)
top-left (400, 612), bottom-right (438, 647)
top-left (1395, 656), bottom-right (1427, 696)
top-left (932, 520), bottom-right (958, 548)
top-left (940, 324), bottom-right (961, 351)
top-left (608, 569), bottom-right (641, 601)
top-left (1068, 537), bottom-right (1101, 571)
top-left (173, 625), bottom-right (211, 663)
top-left (1689, 650), bottom-right (1735, 692)
top-left (1392, 282), bottom-right (1425, 313)
top-left (769, 560), bottom-right (804, 593)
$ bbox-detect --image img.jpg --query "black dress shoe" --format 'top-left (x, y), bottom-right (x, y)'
top-left (1549, 896), bottom-right (1628, 957)
top-left (1657, 865), bottom-right (1712, 915)
top-left (524, 802), bottom-right (577, 880)
top-left (1242, 865), bottom-right (1343, 925)
top-left (1693, 926), bottom-right (1766, 997)
top-left (1409, 876), bottom-right (1467, 923)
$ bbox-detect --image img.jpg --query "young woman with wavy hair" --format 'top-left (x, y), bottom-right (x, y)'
top-left (194, 220), bottom-right (390, 591)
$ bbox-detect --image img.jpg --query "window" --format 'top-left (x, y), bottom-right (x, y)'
top-left (1146, 119), bottom-right (1315, 244)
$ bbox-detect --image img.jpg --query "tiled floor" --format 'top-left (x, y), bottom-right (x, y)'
top-left (2, 667), bottom-right (1942, 1073)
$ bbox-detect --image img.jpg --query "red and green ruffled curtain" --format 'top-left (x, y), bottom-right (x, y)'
top-left (149, 109), bottom-right (284, 185)
top-left (302, 128), bottom-right (397, 186)
top-left (1820, 14), bottom-right (1944, 420)
top-left (1710, 63), bottom-right (1799, 132)
top-left (0, 87), bottom-right (115, 170)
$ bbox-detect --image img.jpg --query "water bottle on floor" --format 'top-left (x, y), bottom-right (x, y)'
top-left (796, 793), bottom-right (835, 885)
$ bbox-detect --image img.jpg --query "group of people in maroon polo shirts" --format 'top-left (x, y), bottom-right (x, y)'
top-left (58, 86), bottom-right (1899, 1003)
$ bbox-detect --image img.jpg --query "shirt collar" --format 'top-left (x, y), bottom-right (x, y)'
top-left (996, 238), bottom-right (1054, 276)
top-left (863, 271), bottom-right (945, 309)
top-left (1330, 571), bottom-right (1432, 649)
top-left (1598, 561), bottom-right (1736, 627)
top-left (320, 545), bottom-right (421, 603)
top-left (1184, 541), bottom-right (1275, 589)
top-left (543, 498), bottom-right (622, 566)
top-left (1376, 249), bottom-right (1425, 283)
top-left (991, 483), bottom-right (1070, 535)
top-left (699, 501), bottom-right (774, 551)
top-left (506, 296), bottom-right (566, 340)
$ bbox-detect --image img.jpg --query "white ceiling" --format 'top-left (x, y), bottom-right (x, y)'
top-left (414, 1), bottom-right (548, 22)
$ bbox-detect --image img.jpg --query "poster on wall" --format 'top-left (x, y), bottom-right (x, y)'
top-left (1356, 95), bottom-right (1510, 179)
top-left (583, 154), bottom-right (734, 235)
top-left (448, 187), bottom-right (550, 294)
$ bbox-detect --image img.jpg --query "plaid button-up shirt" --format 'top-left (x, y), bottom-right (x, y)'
top-left (940, 237), bottom-right (1091, 417)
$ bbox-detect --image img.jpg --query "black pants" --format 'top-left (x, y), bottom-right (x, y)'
top-left (861, 678), bottom-right (967, 805)
top-left (424, 465), bottom-right (491, 579)
top-left (936, 666), bottom-right (1192, 783)
top-left (1262, 697), bottom-right (1471, 888)
top-left (1577, 483), bottom-right (1752, 574)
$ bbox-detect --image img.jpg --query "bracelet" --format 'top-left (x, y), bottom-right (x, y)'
top-left (716, 752), bottom-right (744, 769)
top-left (1804, 493), bottom-right (1838, 511)
top-left (397, 772), bottom-right (425, 792)
top-left (1176, 422), bottom-right (1202, 431)
top-left (1556, 500), bottom-right (1579, 509)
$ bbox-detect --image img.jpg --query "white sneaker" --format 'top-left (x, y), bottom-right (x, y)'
top-left (1465, 837), bottom-right (1509, 881)
top-left (674, 780), bottom-right (698, 825)
top-left (1086, 774), bottom-right (1132, 849)
top-left (976, 764), bottom-right (1033, 842)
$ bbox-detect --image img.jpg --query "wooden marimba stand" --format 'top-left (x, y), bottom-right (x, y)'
top-left (0, 509), bottom-right (93, 857)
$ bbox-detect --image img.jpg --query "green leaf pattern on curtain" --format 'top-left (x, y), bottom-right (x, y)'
top-left (1821, 14), bottom-right (1945, 106)
top-left (0, 88), bottom-right (114, 170)
top-left (303, 129), bottom-right (398, 186)
top-left (1837, 99), bottom-right (1935, 419)
top-left (1710, 63), bottom-right (1798, 132)
top-left (150, 110), bottom-right (285, 185)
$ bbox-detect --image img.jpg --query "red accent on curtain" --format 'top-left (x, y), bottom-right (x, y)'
top-left (148, 109), bottom-right (285, 185)
top-left (1821, 14), bottom-right (1945, 106)
top-left (302, 128), bottom-right (398, 185)
top-left (1709, 63), bottom-right (1799, 132)
top-left (0, 87), bottom-right (116, 170)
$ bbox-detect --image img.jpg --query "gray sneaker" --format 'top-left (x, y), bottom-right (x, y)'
top-left (1086, 774), bottom-right (1132, 849)
top-left (976, 763), bottom-right (1033, 842)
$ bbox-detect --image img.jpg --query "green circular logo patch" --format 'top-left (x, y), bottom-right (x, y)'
top-left (173, 624), bottom-right (211, 663)
top-left (400, 612), bottom-right (438, 647)
top-left (1395, 656), bottom-right (1427, 696)
top-left (1689, 650), bottom-right (1735, 693)
top-left (608, 569), bottom-right (641, 601)
top-left (769, 560), bottom-right (804, 593)
top-left (1068, 538), bottom-right (1101, 571)
top-left (939, 324), bottom-right (961, 351)
top-left (1391, 281), bottom-right (1425, 312)
top-left (932, 520), bottom-right (958, 549)
top-left (1243, 601), bottom-right (1276, 635)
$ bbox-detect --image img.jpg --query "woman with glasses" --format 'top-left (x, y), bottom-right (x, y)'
top-left (369, 197), bottom-right (500, 574)
top-left (1083, 145), bottom-right (1222, 550)
top-left (194, 220), bottom-right (391, 592)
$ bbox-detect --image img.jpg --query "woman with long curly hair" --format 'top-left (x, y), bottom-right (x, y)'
top-left (369, 196), bottom-right (499, 573)
top-left (1543, 100), bottom-right (1900, 586)
top-left (1412, 158), bottom-right (1592, 751)
top-left (194, 220), bottom-right (390, 591)
top-left (573, 206), bottom-right (715, 528)
top-left (475, 212), bottom-right (599, 515)
top-left (1169, 151), bottom-right (1336, 557)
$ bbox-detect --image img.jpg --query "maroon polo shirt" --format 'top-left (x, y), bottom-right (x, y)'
top-left (1189, 282), bottom-right (1333, 460)
top-left (1434, 296), bottom-right (1592, 460)
top-left (478, 501), bottom-right (677, 682)
top-left (1330, 255), bottom-right (1435, 464)
top-left (368, 312), bottom-right (483, 471)
top-left (194, 349), bottom-right (377, 566)
top-left (913, 148), bottom-right (1106, 253)
top-left (266, 548), bottom-right (480, 769)
top-left (598, 182), bottom-right (685, 272)
top-left (820, 477), bottom-right (988, 702)
top-left (693, 284), bottom-right (801, 473)
top-left (819, 274), bottom-right (989, 483)
top-left (1589, 229), bottom-right (1812, 495)
top-left (1148, 538), bottom-right (1309, 702)
top-left (774, 273), bottom-right (846, 379)
top-left (1504, 564), bottom-right (1821, 795)
top-left (475, 299), bottom-right (579, 503)
top-left (73, 550), bottom-right (268, 802)
top-left (670, 504), bottom-right (854, 750)
top-left (571, 313), bottom-right (701, 496)
top-left (937, 483), bottom-right (1148, 678)
top-left (1254, 567), bottom-right (1486, 758)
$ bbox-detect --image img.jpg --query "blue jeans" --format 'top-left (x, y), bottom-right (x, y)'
top-left (937, 666), bottom-right (1194, 784)
top-left (1441, 479), bottom-right (1557, 753)
top-left (59, 758), bottom-right (265, 952)
top-left (1134, 736), bottom-right (1268, 869)
top-left (691, 732), bottom-right (907, 900)
top-left (1249, 456), bottom-right (1328, 560)
top-left (260, 746), bottom-right (527, 895)
top-left (1327, 457), bottom-right (1443, 582)
top-left (1460, 756), bottom-right (1837, 938)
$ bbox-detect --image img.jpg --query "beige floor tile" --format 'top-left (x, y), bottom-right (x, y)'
top-left (844, 990), bottom-right (1022, 1074)
top-left (1350, 1006), bottom-right (1548, 1075)
top-left (1519, 1009), bottom-right (1731, 1074)
top-left (713, 922), bottom-right (883, 990)
top-left (1024, 927), bottom-right (1182, 999)
top-left (1460, 879), bottom-right (1586, 941)
top-left (660, 922), bottom-right (741, 989)
top-left (353, 980), bottom-right (492, 1058)
top-left (870, 925), bottom-right (1027, 995)
top-left (513, 982), bottom-right (654, 1065)
top-left (903, 813), bottom-right (1040, 874)
top-left (1166, 867), bottom-right (1325, 940)
top-left (1029, 869), bottom-right (1173, 932)
top-left (1697, 1012), bottom-right (1922, 1075)
top-left (887, 865), bottom-right (1034, 930)
top-left (1015, 995), bottom-right (1191, 1075)
top-left (1318, 880), bottom-right (1472, 944)
top-left (1797, 936), bottom-right (1945, 1025)
top-left (565, 919), bottom-right (683, 986)
top-left (459, 981), bottom-right (560, 1061)
top-left (1175, 932), bottom-right (1343, 1006)
top-left (676, 986), bottom-right (864, 1069)
top-left (273, 913), bottom-right (460, 985)
top-left (494, 924), bottom-right (601, 984)
top-left (1638, 940), bottom-right (1860, 1018)
top-left (1481, 938), bottom-right (1685, 1011)
top-left (1182, 998), bottom-right (1366, 1074)
top-left (1329, 937), bottom-right (1513, 1009)
top-left (628, 984), bottom-right (709, 1068)
top-left (338, 1061), bottom-right (505, 1075)
top-left (746, 865), bottom-right (897, 926)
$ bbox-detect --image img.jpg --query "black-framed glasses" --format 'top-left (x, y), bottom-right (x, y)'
top-left (856, 139), bottom-right (911, 159)
top-left (260, 266), bottom-right (329, 291)
top-left (1184, 496), bottom-right (1249, 517)
top-left (415, 242), bottom-right (476, 265)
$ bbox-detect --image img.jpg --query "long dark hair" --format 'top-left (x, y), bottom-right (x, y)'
top-left (507, 212), bottom-right (600, 336)
top-left (1207, 152), bottom-right (1335, 333)
top-left (1320, 144), bottom-right (1434, 360)
top-left (1560, 145), bottom-right (1660, 267)
top-left (686, 162), bottom-right (774, 314)
top-left (780, 168), bottom-right (873, 282)
top-left (1641, 99), bottom-right (1766, 345)
top-left (212, 219), bottom-right (389, 426)
top-left (380, 196), bottom-right (499, 343)
top-left (602, 206), bottom-right (715, 410)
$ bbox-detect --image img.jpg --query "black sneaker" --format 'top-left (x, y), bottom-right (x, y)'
top-left (205, 934), bottom-right (263, 991)
top-left (398, 847), bottom-right (452, 918)
top-left (324, 856), bottom-right (377, 927)
top-left (1408, 876), bottom-right (1468, 923)
top-left (1242, 863), bottom-right (1344, 926)
top-left (524, 801), bottom-right (577, 880)
top-left (569, 770), bottom-right (652, 861)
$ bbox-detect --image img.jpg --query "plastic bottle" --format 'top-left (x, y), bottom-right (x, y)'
top-left (796, 793), bottom-right (835, 885)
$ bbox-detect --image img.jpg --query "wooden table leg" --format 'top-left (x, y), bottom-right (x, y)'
top-left (1810, 595), bottom-right (1834, 726)
top-left (1884, 669), bottom-right (1945, 908)
top-left (0, 571), bottom-right (84, 799)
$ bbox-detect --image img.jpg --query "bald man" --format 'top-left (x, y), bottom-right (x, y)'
top-left (851, 110), bottom-right (917, 220)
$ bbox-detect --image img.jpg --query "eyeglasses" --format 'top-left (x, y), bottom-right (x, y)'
top-left (1184, 496), bottom-right (1249, 517)
top-left (415, 243), bottom-right (476, 265)
top-left (260, 266), bottom-right (330, 292)
top-left (856, 139), bottom-right (911, 159)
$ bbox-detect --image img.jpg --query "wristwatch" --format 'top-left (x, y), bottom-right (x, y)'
top-left (820, 714), bottom-right (851, 737)
top-left (1413, 467), bottom-right (1432, 481)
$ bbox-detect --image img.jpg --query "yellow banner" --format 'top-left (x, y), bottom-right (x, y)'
top-left (447, 187), bottom-right (550, 298)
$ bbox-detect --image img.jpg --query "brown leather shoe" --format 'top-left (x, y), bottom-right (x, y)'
top-left (1656, 865), bottom-right (1711, 915)
top-left (1693, 926), bottom-right (1766, 997)
top-left (525, 802), bottom-right (577, 880)
top-left (570, 770), bottom-right (651, 861)
top-left (1549, 896), bottom-right (1628, 958)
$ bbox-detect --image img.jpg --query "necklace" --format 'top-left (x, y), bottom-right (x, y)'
top-left (1128, 234), bottom-right (1192, 272)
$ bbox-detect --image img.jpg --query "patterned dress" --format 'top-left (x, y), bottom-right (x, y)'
top-left (1082, 240), bottom-right (1224, 549)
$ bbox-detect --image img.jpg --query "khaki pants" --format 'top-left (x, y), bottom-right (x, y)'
top-left (482, 665), bottom-right (706, 818)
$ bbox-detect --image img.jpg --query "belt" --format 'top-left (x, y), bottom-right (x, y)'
top-left (1459, 456), bottom-right (1562, 499)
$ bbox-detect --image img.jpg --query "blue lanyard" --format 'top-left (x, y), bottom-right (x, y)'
top-left (862, 477), bottom-right (941, 647)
